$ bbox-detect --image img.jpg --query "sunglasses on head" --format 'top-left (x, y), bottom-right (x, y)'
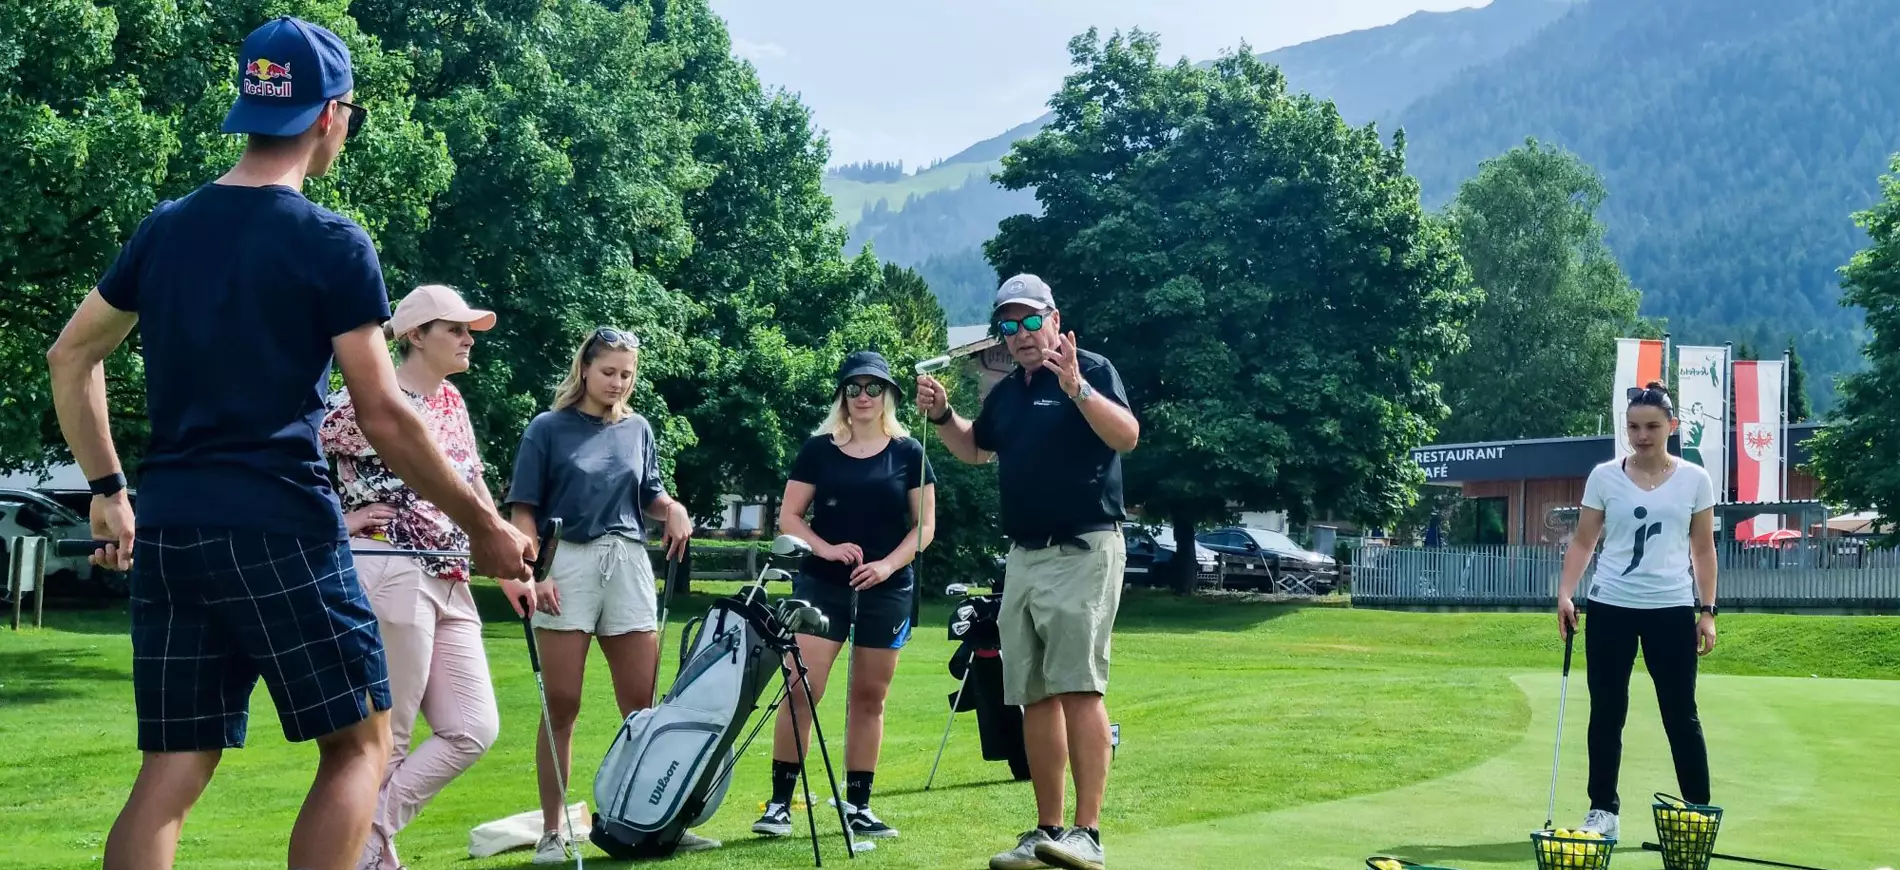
top-left (334, 100), bottom-right (367, 139)
top-left (842, 382), bottom-right (887, 399)
top-left (994, 313), bottom-right (1047, 337)
top-left (590, 326), bottom-right (640, 350)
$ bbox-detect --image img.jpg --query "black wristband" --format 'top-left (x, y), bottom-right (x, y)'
top-left (929, 407), bottom-right (954, 426)
top-left (89, 472), bottom-right (127, 498)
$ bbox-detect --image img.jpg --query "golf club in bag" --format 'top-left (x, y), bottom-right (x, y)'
top-left (58, 517), bottom-right (583, 868)
top-left (1544, 623), bottom-right (1576, 833)
top-left (586, 533), bottom-right (866, 865)
top-left (925, 578), bottom-right (1030, 789)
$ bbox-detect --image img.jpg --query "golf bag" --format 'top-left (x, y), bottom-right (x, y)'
top-left (944, 586), bottom-right (1031, 781)
top-left (589, 590), bottom-right (782, 860)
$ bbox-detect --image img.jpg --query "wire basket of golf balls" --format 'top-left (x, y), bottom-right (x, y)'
top-left (1530, 827), bottom-right (1616, 870)
top-left (1365, 857), bottom-right (1461, 870)
top-left (1651, 793), bottom-right (1723, 870)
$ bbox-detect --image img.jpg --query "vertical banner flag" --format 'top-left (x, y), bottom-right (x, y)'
top-left (1675, 346), bottom-right (1729, 502)
top-left (1733, 359), bottom-right (1785, 540)
top-left (1612, 337), bottom-right (1667, 460)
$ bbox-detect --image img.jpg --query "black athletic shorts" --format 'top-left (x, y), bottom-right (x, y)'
top-left (791, 569), bottom-right (915, 650)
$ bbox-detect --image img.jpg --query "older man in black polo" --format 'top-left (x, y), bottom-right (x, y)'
top-left (916, 274), bottom-right (1139, 870)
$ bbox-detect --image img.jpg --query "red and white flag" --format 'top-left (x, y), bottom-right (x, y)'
top-left (1612, 338), bottom-right (1666, 460)
top-left (1733, 359), bottom-right (1785, 539)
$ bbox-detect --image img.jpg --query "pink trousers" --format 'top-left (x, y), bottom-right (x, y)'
top-left (352, 540), bottom-right (500, 870)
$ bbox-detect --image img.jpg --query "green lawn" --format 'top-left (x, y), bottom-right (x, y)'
top-left (3, 588), bottom-right (1897, 870)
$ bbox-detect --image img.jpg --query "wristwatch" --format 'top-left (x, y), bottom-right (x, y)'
top-left (89, 472), bottom-right (127, 499)
top-left (929, 407), bottom-right (954, 426)
top-left (1073, 381), bottom-right (1095, 403)
top-left (1698, 604), bottom-right (1718, 617)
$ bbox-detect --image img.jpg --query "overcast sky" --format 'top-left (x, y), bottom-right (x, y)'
top-left (707, 0), bottom-right (1492, 168)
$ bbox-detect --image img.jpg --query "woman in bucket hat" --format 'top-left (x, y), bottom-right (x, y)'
top-left (751, 350), bottom-right (938, 842)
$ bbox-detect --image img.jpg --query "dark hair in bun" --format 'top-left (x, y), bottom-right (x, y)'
top-left (1627, 380), bottom-right (1675, 418)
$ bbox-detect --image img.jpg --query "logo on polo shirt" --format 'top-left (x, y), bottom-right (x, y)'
top-left (243, 58), bottom-right (293, 98)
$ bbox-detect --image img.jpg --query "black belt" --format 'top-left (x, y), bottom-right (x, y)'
top-left (1012, 522), bottom-right (1120, 551)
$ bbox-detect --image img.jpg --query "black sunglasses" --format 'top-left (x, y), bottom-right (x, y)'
top-left (995, 313), bottom-right (1047, 337)
top-left (842, 382), bottom-right (888, 399)
top-left (335, 100), bottom-right (367, 139)
top-left (590, 326), bottom-right (640, 350)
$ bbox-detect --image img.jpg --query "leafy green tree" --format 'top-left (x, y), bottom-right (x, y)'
top-left (1435, 139), bottom-right (1644, 442)
top-left (1787, 337), bottom-right (1812, 423)
top-left (0, 0), bottom-right (451, 478)
top-left (1808, 154), bottom-right (1900, 544)
top-left (985, 29), bottom-right (1481, 592)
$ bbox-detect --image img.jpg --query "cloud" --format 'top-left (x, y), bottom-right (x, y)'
top-left (730, 36), bottom-right (788, 62)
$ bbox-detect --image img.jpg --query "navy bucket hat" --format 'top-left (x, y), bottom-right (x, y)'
top-left (835, 351), bottom-right (898, 393)
top-left (221, 16), bottom-right (355, 137)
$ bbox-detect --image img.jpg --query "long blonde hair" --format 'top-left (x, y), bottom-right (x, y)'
top-left (551, 328), bottom-right (641, 423)
top-left (812, 382), bottom-right (910, 443)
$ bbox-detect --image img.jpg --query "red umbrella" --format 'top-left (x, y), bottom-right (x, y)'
top-left (1743, 528), bottom-right (1801, 546)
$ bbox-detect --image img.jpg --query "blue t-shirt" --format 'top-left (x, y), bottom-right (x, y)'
top-left (97, 182), bottom-right (392, 541)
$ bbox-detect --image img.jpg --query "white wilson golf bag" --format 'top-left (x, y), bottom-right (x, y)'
top-left (589, 593), bottom-right (782, 859)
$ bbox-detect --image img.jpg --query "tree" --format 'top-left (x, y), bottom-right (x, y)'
top-left (1808, 154), bottom-right (1900, 545)
top-left (985, 29), bottom-right (1482, 593)
top-left (1434, 140), bottom-right (1644, 442)
top-left (1787, 337), bottom-right (1812, 423)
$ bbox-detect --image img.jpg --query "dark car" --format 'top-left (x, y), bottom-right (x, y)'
top-left (1196, 526), bottom-right (1339, 594)
top-left (1123, 524), bottom-right (1221, 588)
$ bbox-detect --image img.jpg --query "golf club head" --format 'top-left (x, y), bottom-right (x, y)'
top-left (955, 603), bottom-right (976, 621)
top-left (770, 533), bottom-right (812, 558)
top-left (761, 567), bottom-right (792, 581)
top-left (535, 518), bottom-right (563, 583)
top-left (944, 583), bottom-right (970, 597)
top-left (775, 599), bottom-right (829, 635)
top-left (950, 619), bottom-right (972, 638)
top-left (914, 355), bottom-right (953, 375)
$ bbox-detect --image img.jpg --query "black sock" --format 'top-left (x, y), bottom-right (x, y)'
top-left (1039, 825), bottom-right (1066, 840)
top-left (771, 760), bottom-right (801, 805)
top-left (1077, 827), bottom-right (1100, 845)
top-left (845, 770), bottom-right (875, 808)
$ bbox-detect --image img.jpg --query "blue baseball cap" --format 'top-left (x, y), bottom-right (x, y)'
top-left (220, 16), bottom-right (355, 137)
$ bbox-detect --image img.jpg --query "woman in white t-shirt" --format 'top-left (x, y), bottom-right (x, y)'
top-left (1555, 381), bottom-right (1720, 841)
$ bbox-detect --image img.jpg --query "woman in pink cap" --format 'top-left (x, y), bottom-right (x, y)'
top-left (319, 283), bottom-right (521, 870)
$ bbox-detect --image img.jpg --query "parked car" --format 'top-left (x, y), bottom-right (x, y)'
top-left (0, 487), bottom-right (131, 600)
top-left (1124, 524), bottom-right (1221, 588)
top-left (1197, 526), bottom-right (1340, 593)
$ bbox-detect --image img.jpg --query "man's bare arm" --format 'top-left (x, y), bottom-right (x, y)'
top-left (333, 323), bottom-right (500, 535)
top-left (1075, 391), bottom-right (1140, 453)
top-left (47, 291), bottom-right (139, 481)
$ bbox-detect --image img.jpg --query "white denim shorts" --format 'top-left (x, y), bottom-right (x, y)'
top-left (532, 534), bottom-right (658, 636)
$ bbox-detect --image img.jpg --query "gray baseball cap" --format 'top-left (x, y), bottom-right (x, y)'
top-left (992, 274), bottom-right (1056, 313)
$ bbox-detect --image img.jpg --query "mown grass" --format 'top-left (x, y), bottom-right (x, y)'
top-left (2, 589), bottom-right (1895, 870)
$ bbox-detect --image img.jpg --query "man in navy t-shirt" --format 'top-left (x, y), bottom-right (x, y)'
top-left (45, 16), bottom-right (534, 870)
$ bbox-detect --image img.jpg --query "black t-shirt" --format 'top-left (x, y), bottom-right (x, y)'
top-left (789, 434), bottom-right (937, 585)
top-left (973, 350), bottom-right (1131, 542)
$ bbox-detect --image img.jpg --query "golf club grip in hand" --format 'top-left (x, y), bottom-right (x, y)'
top-left (1561, 625), bottom-right (1575, 675)
top-left (56, 539), bottom-right (109, 558)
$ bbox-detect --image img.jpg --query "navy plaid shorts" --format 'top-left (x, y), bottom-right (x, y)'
top-left (128, 527), bottom-right (392, 752)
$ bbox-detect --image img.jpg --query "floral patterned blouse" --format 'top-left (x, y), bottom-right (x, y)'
top-left (319, 382), bottom-right (484, 582)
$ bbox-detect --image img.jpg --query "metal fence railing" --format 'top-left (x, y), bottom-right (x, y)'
top-left (1352, 541), bottom-right (1900, 611)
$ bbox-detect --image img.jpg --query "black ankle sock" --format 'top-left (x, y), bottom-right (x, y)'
top-left (1039, 825), bottom-right (1066, 840)
top-left (1077, 827), bottom-right (1100, 845)
top-left (845, 770), bottom-right (875, 808)
top-left (771, 760), bottom-right (801, 805)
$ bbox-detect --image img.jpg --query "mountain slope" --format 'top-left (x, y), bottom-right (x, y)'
top-left (1394, 0), bottom-right (1900, 408)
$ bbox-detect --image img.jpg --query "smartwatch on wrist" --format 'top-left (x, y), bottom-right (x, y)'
top-left (89, 472), bottom-right (127, 499)
top-left (1698, 604), bottom-right (1718, 618)
top-left (929, 407), bottom-right (954, 426)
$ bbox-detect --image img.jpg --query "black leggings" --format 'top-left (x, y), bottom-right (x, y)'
top-left (1584, 600), bottom-right (1711, 814)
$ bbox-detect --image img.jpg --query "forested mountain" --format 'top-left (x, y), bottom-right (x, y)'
top-left (834, 0), bottom-right (1580, 327)
top-left (1394, 0), bottom-right (1900, 409)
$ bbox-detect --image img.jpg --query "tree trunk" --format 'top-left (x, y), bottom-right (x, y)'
top-left (1170, 513), bottom-right (1200, 596)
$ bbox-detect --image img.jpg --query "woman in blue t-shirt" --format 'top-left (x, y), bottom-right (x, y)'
top-left (751, 351), bottom-right (936, 842)
top-left (1556, 381), bottom-right (1720, 841)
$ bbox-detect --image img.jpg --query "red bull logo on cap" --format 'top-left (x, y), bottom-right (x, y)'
top-left (242, 58), bottom-right (293, 98)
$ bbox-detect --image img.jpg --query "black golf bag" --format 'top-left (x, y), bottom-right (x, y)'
top-left (588, 588), bottom-right (786, 860)
top-left (945, 587), bottom-right (1031, 781)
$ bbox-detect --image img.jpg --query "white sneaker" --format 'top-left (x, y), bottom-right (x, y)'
top-left (1580, 809), bottom-right (1620, 839)
top-left (531, 831), bottom-right (570, 865)
top-left (1036, 827), bottom-right (1105, 870)
top-left (677, 830), bottom-right (722, 853)
top-left (991, 829), bottom-right (1059, 870)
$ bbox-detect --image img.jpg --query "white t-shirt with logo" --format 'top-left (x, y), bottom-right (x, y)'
top-left (1581, 458), bottom-right (1715, 609)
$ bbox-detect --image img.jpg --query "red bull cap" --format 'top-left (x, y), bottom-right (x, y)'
top-left (221, 16), bottom-right (355, 137)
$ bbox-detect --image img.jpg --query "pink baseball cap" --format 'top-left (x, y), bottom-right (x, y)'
top-left (386, 284), bottom-right (497, 338)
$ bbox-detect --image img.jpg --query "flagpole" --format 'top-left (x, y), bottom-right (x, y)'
top-left (1721, 341), bottom-right (1733, 506)
top-left (1781, 347), bottom-right (1791, 525)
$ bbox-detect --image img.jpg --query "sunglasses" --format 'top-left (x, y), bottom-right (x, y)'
top-left (590, 326), bottom-right (640, 350)
top-left (842, 382), bottom-right (888, 399)
top-left (1626, 386), bottom-right (1669, 403)
top-left (334, 100), bottom-right (367, 139)
top-left (995, 313), bottom-right (1047, 337)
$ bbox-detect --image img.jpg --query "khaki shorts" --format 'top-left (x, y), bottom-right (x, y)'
top-left (532, 534), bottom-right (658, 636)
top-left (1000, 529), bottom-right (1126, 706)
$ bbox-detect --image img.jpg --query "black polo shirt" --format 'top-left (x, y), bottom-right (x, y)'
top-left (972, 349), bottom-right (1131, 543)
